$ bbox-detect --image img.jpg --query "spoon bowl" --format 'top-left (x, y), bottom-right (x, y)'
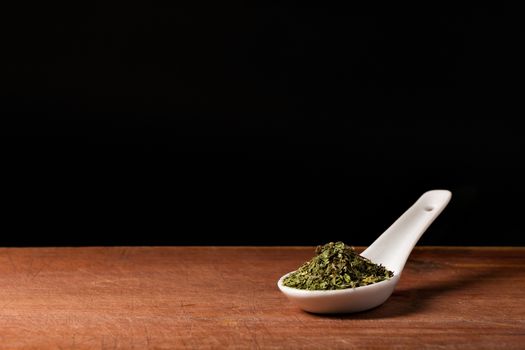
top-left (278, 272), bottom-right (401, 314)
top-left (277, 190), bottom-right (451, 314)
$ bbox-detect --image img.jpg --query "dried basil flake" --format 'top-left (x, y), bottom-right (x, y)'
top-left (283, 241), bottom-right (393, 290)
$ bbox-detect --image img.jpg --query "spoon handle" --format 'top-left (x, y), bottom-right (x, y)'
top-left (360, 190), bottom-right (452, 274)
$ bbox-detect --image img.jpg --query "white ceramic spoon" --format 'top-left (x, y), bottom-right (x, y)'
top-left (277, 190), bottom-right (452, 314)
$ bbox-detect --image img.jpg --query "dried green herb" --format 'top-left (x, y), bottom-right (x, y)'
top-left (282, 241), bottom-right (393, 290)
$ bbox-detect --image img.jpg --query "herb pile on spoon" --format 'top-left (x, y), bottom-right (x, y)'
top-left (282, 241), bottom-right (394, 290)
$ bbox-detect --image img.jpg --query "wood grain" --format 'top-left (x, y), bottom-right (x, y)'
top-left (0, 246), bottom-right (524, 349)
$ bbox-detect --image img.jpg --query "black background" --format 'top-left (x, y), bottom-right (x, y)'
top-left (3, 4), bottom-right (524, 246)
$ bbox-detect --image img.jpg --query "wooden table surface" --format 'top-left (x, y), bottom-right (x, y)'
top-left (0, 246), bottom-right (524, 349)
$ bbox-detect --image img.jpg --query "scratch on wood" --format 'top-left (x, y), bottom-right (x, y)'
top-left (179, 300), bottom-right (196, 347)
top-left (243, 320), bottom-right (261, 350)
top-left (144, 323), bottom-right (152, 350)
top-left (6, 250), bottom-right (18, 273)
top-left (30, 262), bottom-right (48, 281)
top-left (0, 299), bottom-right (14, 311)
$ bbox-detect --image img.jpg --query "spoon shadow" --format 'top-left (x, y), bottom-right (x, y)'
top-left (306, 265), bottom-right (500, 319)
